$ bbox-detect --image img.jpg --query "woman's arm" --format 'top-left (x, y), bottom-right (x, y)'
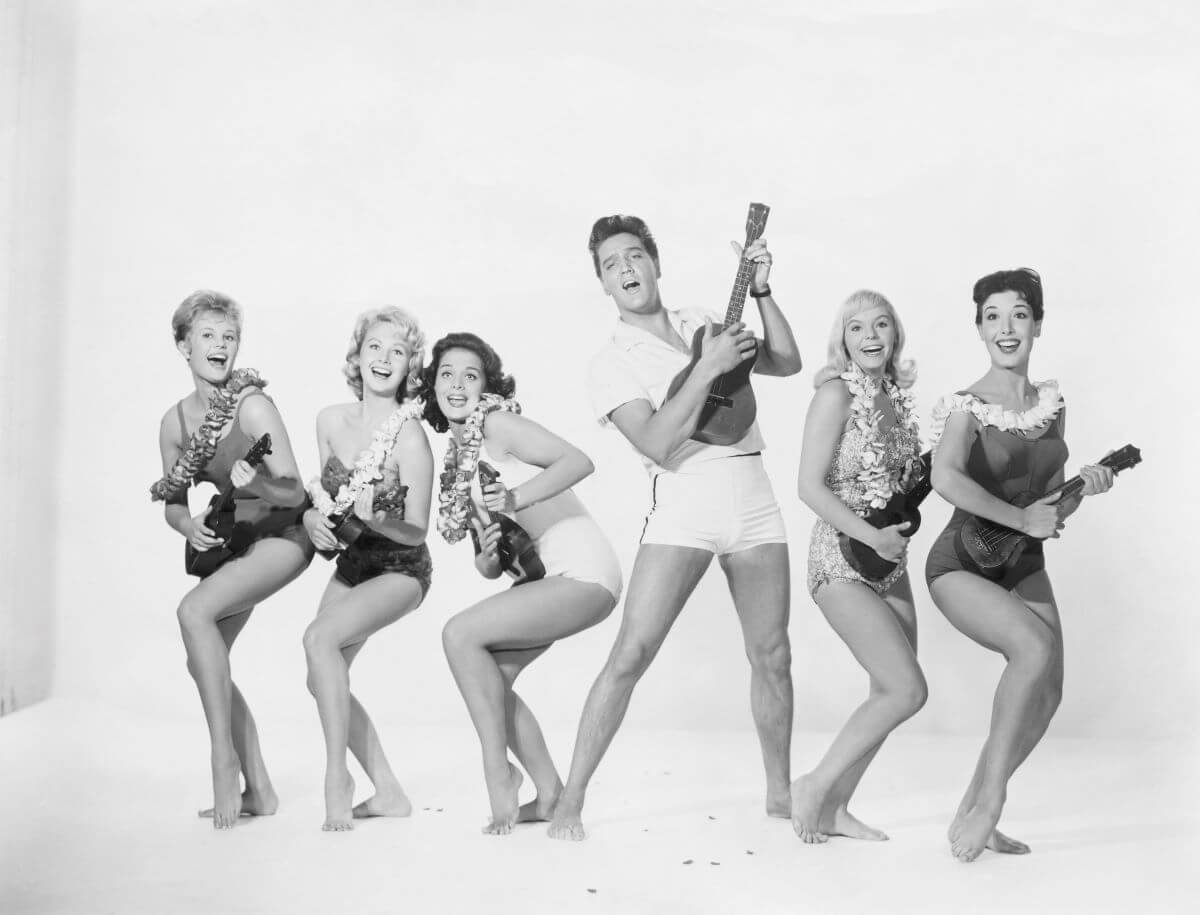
top-left (158, 408), bottom-right (223, 550)
top-left (233, 392), bottom-right (307, 508)
top-left (355, 420), bottom-right (433, 546)
top-left (796, 381), bottom-right (901, 555)
top-left (480, 411), bottom-right (593, 512)
top-left (303, 407), bottom-right (341, 551)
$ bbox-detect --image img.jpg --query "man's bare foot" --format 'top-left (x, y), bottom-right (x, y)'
top-left (546, 792), bottom-right (587, 841)
top-left (987, 827), bottom-right (1030, 854)
top-left (322, 770), bottom-right (355, 832)
top-left (950, 802), bottom-right (1002, 862)
top-left (353, 786), bottom-right (413, 819)
top-left (482, 764), bottom-right (522, 835)
top-left (819, 805), bottom-right (888, 841)
top-left (766, 787), bottom-right (791, 819)
top-left (789, 775), bottom-right (829, 844)
top-left (516, 779), bottom-right (561, 824)
top-left (210, 757), bottom-right (243, 830)
top-left (198, 784), bottom-right (278, 819)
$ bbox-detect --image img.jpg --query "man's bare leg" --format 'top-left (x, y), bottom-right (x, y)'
top-left (719, 543), bottom-right (794, 817)
top-left (547, 544), bottom-right (713, 840)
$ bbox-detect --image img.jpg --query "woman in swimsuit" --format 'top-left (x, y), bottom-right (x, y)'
top-left (427, 333), bottom-right (622, 835)
top-left (301, 307), bottom-right (433, 831)
top-left (926, 268), bottom-right (1114, 861)
top-left (789, 290), bottom-right (926, 844)
top-left (154, 290), bottom-right (313, 829)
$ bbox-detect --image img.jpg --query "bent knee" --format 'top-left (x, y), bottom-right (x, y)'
top-left (872, 671), bottom-right (928, 718)
top-left (607, 640), bottom-right (657, 682)
top-left (441, 617), bottom-right (477, 657)
top-left (176, 595), bottom-right (215, 633)
top-left (1007, 626), bottom-right (1057, 671)
top-left (746, 636), bottom-right (792, 679)
top-left (302, 621), bottom-right (337, 658)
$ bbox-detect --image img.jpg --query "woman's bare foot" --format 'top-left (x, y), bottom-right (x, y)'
top-left (546, 791), bottom-right (587, 841)
top-left (482, 764), bottom-right (522, 835)
top-left (987, 827), bottom-right (1030, 854)
top-left (198, 784), bottom-right (278, 819)
top-left (819, 805), bottom-right (888, 841)
top-left (353, 786), bottom-right (413, 819)
top-left (950, 802), bottom-right (1003, 862)
top-left (322, 770), bottom-right (356, 832)
top-left (210, 756), bottom-right (243, 830)
top-left (516, 778), bottom-right (561, 824)
top-left (789, 774), bottom-right (829, 844)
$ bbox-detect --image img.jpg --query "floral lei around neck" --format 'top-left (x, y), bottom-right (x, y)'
top-left (927, 380), bottom-right (1062, 455)
top-left (438, 394), bottom-right (522, 544)
top-left (841, 364), bottom-right (922, 511)
top-left (306, 400), bottom-right (425, 519)
top-left (150, 368), bottom-right (267, 501)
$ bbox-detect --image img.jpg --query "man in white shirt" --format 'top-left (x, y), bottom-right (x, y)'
top-left (548, 214), bottom-right (803, 840)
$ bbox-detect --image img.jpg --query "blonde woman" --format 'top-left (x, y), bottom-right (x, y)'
top-left (790, 290), bottom-right (926, 844)
top-left (302, 307), bottom-right (433, 831)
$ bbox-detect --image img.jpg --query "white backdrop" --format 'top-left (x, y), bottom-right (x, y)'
top-left (51, 0), bottom-right (1195, 742)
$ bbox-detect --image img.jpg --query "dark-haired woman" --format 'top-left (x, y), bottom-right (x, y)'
top-left (926, 269), bottom-right (1115, 862)
top-left (301, 307), bottom-right (433, 831)
top-left (154, 290), bottom-right (313, 829)
top-left (427, 332), bottom-right (622, 835)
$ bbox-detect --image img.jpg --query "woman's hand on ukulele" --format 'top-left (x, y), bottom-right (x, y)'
top-left (303, 507), bottom-right (340, 551)
top-left (700, 321), bottom-right (756, 375)
top-left (186, 513), bottom-right (225, 552)
top-left (229, 459), bottom-right (259, 489)
top-left (870, 522), bottom-right (911, 562)
top-left (471, 517), bottom-right (503, 577)
top-left (1020, 494), bottom-right (1062, 539)
top-left (353, 486), bottom-right (385, 524)
top-left (482, 481), bottom-right (517, 514)
top-left (731, 238), bottom-right (772, 293)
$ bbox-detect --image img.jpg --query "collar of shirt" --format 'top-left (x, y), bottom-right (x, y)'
top-left (608, 308), bottom-right (705, 353)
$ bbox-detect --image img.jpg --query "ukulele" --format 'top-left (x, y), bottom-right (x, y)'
top-left (957, 444), bottom-right (1142, 574)
top-left (665, 202), bottom-right (769, 446)
top-left (839, 451), bottom-right (933, 581)
top-left (184, 433), bottom-right (276, 577)
top-left (474, 460), bottom-right (545, 586)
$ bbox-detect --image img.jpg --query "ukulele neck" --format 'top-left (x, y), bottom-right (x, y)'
top-left (722, 257), bottom-right (757, 329)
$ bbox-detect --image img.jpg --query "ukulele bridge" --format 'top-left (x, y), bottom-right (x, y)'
top-left (706, 393), bottom-right (734, 408)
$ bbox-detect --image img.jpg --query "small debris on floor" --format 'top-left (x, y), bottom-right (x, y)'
top-left (745, 850), bottom-right (755, 855)
top-left (710, 861), bottom-right (721, 866)
top-left (682, 859), bottom-right (693, 865)
top-left (586, 888), bottom-right (597, 894)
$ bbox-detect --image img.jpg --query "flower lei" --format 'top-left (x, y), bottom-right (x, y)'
top-left (842, 364), bottom-right (921, 511)
top-left (927, 380), bottom-right (1062, 455)
top-left (437, 394), bottom-right (522, 544)
top-left (150, 369), bottom-right (267, 501)
top-left (306, 400), bottom-right (425, 518)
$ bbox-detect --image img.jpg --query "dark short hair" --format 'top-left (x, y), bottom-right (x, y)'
top-left (587, 214), bottom-right (659, 277)
top-left (421, 332), bottom-right (517, 433)
top-left (972, 268), bottom-right (1044, 324)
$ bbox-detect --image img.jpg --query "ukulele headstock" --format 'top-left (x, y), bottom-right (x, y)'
top-left (744, 202), bottom-right (770, 247)
top-left (1102, 444), bottom-right (1142, 475)
top-left (245, 433), bottom-right (273, 468)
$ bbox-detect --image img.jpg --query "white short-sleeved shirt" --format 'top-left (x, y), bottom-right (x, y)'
top-left (587, 307), bottom-right (766, 475)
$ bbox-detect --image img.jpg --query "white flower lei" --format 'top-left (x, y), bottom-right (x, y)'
top-left (307, 400), bottom-right (424, 518)
top-left (437, 394), bottom-right (522, 544)
top-left (842, 364), bottom-right (921, 511)
top-left (927, 380), bottom-right (1062, 455)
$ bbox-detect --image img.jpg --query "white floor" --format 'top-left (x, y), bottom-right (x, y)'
top-left (2, 699), bottom-right (1197, 915)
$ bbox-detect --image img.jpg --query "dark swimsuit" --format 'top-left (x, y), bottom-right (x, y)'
top-left (925, 395), bottom-right (1068, 592)
top-left (319, 456), bottom-right (432, 595)
top-left (170, 392), bottom-right (311, 556)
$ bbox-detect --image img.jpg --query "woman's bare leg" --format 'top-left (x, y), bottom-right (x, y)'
top-left (304, 573), bottom-right (423, 831)
top-left (930, 569), bottom-right (1061, 862)
top-left (345, 639), bottom-right (413, 819)
top-left (492, 647), bottom-right (558, 822)
top-left (442, 578), bottom-right (615, 835)
top-left (177, 537), bottom-right (310, 829)
top-left (790, 575), bottom-right (927, 843)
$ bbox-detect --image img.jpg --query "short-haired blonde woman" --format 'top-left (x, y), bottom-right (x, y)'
top-left (153, 290), bottom-right (312, 829)
top-left (790, 290), bottom-right (926, 844)
top-left (302, 307), bottom-right (434, 831)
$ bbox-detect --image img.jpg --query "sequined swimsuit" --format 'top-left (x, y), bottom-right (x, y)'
top-left (320, 455), bottom-right (432, 594)
top-left (924, 388), bottom-right (1067, 591)
top-left (807, 373), bottom-right (922, 597)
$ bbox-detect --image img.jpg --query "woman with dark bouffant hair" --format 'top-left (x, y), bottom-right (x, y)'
top-left (925, 269), bottom-right (1116, 862)
top-left (301, 306), bottom-right (433, 831)
top-left (153, 290), bottom-right (312, 829)
top-left (424, 332), bottom-right (622, 835)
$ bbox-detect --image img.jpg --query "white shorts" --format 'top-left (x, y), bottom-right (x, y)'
top-left (640, 453), bottom-right (787, 555)
top-left (536, 515), bottom-right (623, 602)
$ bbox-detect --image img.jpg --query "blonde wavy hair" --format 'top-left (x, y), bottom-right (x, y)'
top-left (343, 306), bottom-right (426, 402)
top-left (812, 289), bottom-right (916, 389)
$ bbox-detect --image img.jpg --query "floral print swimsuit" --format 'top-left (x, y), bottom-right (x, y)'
top-left (807, 367), bottom-right (923, 598)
